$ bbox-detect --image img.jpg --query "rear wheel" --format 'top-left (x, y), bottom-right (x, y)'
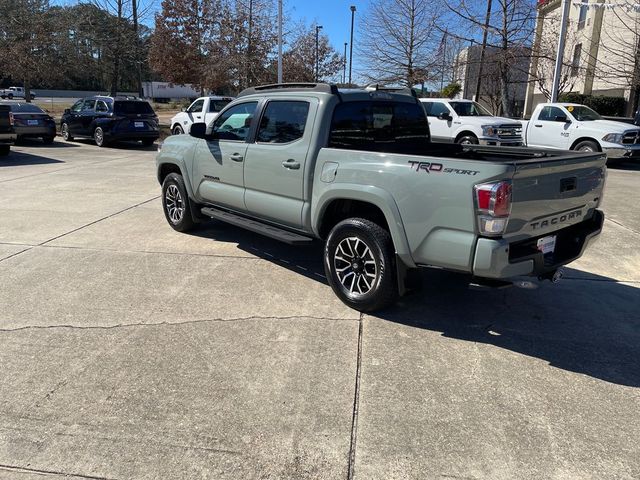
top-left (61, 123), bottom-right (73, 141)
top-left (573, 140), bottom-right (599, 153)
top-left (94, 127), bottom-right (108, 147)
top-left (324, 218), bottom-right (399, 312)
top-left (172, 124), bottom-right (184, 135)
top-left (42, 136), bottom-right (55, 144)
top-left (162, 173), bottom-right (195, 232)
top-left (456, 134), bottom-right (479, 145)
top-left (0, 145), bottom-right (9, 156)
top-left (7, 94), bottom-right (13, 100)
top-left (141, 138), bottom-right (156, 147)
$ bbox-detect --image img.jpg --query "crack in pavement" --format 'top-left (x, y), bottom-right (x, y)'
top-left (0, 315), bottom-right (358, 333)
top-left (0, 464), bottom-right (118, 480)
top-left (605, 217), bottom-right (640, 236)
top-left (347, 313), bottom-right (364, 480)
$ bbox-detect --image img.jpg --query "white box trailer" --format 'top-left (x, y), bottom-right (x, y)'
top-left (142, 82), bottom-right (201, 102)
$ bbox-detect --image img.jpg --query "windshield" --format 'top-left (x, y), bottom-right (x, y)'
top-left (566, 105), bottom-right (601, 121)
top-left (114, 101), bottom-right (154, 115)
top-left (449, 101), bottom-right (492, 116)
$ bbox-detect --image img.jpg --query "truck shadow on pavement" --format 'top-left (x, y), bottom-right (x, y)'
top-left (0, 150), bottom-right (65, 166)
top-left (384, 268), bottom-right (640, 388)
top-left (193, 222), bottom-right (640, 388)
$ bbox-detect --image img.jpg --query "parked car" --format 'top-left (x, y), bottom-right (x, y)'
top-left (155, 83), bottom-right (605, 312)
top-left (170, 96), bottom-right (234, 135)
top-left (0, 104), bottom-right (17, 156)
top-left (0, 87), bottom-right (36, 100)
top-left (521, 103), bottom-right (640, 161)
top-left (60, 96), bottom-right (160, 147)
top-left (420, 98), bottom-right (523, 146)
top-left (1, 102), bottom-right (56, 144)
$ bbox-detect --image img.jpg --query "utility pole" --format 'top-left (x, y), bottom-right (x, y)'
top-left (473, 0), bottom-right (492, 102)
top-left (349, 5), bottom-right (356, 87)
top-left (440, 30), bottom-right (448, 92)
top-left (343, 42), bottom-right (348, 84)
top-left (551, 0), bottom-right (571, 102)
top-left (132, 0), bottom-right (142, 98)
top-left (315, 25), bottom-right (323, 82)
top-left (277, 0), bottom-right (283, 83)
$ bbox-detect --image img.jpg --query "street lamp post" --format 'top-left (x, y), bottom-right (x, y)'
top-left (349, 5), bottom-right (356, 87)
top-left (277, 0), bottom-right (282, 83)
top-left (315, 25), bottom-right (323, 82)
top-left (343, 42), bottom-right (348, 84)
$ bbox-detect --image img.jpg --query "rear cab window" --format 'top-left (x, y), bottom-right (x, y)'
top-left (96, 101), bottom-right (110, 113)
top-left (329, 101), bottom-right (430, 152)
top-left (209, 99), bottom-right (232, 113)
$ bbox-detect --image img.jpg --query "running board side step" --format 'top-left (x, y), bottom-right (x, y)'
top-left (201, 207), bottom-right (314, 245)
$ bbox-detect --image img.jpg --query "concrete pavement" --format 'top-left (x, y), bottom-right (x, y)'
top-left (0, 139), bottom-right (639, 479)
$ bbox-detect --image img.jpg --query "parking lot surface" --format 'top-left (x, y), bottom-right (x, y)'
top-left (1, 140), bottom-right (639, 480)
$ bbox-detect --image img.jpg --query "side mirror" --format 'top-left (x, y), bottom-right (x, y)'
top-left (555, 114), bottom-right (570, 123)
top-left (437, 112), bottom-right (452, 121)
top-left (181, 107), bottom-right (186, 112)
top-left (189, 122), bottom-right (208, 139)
top-left (64, 108), bottom-right (70, 115)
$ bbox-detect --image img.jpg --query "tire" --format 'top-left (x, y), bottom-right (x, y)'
top-left (324, 218), bottom-right (399, 312)
top-left (93, 127), bottom-right (108, 147)
top-left (162, 173), bottom-right (195, 232)
top-left (573, 140), bottom-right (599, 153)
top-left (0, 145), bottom-right (9, 156)
top-left (42, 136), bottom-right (55, 145)
top-left (141, 138), bottom-right (156, 147)
top-left (61, 123), bottom-right (73, 141)
top-left (7, 94), bottom-right (13, 100)
top-left (30, 94), bottom-right (35, 100)
top-left (172, 124), bottom-right (184, 135)
top-left (456, 134), bottom-right (479, 145)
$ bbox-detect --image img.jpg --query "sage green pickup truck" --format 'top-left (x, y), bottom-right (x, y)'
top-left (156, 83), bottom-right (606, 312)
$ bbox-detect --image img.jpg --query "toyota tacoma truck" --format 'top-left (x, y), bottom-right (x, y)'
top-left (0, 104), bottom-right (16, 156)
top-left (420, 98), bottom-right (523, 146)
top-left (522, 103), bottom-right (640, 161)
top-left (155, 83), bottom-right (606, 312)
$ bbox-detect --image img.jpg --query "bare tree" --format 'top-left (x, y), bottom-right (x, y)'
top-left (445, 0), bottom-right (536, 116)
top-left (358, 0), bottom-right (442, 87)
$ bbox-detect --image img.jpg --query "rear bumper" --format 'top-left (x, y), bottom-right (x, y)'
top-left (0, 132), bottom-right (17, 144)
top-left (602, 144), bottom-right (640, 159)
top-left (104, 131), bottom-right (160, 141)
top-left (15, 126), bottom-right (56, 137)
top-left (473, 209), bottom-right (604, 278)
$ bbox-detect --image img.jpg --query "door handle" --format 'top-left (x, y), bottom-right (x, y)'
top-left (282, 159), bottom-right (300, 170)
top-left (534, 124), bottom-right (543, 127)
top-left (229, 153), bottom-right (244, 162)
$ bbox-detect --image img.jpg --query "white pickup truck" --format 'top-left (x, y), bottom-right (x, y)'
top-left (170, 96), bottom-right (234, 135)
top-left (420, 98), bottom-right (523, 146)
top-left (522, 103), bottom-right (640, 161)
top-left (0, 87), bottom-right (36, 100)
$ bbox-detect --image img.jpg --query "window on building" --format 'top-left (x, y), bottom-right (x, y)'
top-left (577, 4), bottom-right (588, 30)
top-left (571, 43), bottom-right (582, 77)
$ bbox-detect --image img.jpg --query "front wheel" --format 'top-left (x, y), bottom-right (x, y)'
top-left (573, 140), bottom-right (599, 153)
top-left (324, 218), bottom-right (399, 312)
top-left (456, 134), bottom-right (479, 145)
top-left (61, 123), bottom-right (73, 141)
top-left (162, 173), bottom-right (195, 232)
top-left (0, 145), bottom-right (9, 156)
top-left (172, 125), bottom-right (184, 135)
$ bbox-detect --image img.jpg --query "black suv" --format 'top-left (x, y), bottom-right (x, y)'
top-left (60, 96), bottom-right (159, 147)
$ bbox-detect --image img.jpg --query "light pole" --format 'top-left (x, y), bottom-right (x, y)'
top-left (315, 25), bottom-right (323, 82)
top-left (551, 0), bottom-right (571, 102)
top-left (349, 5), bottom-right (356, 87)
top-left (343, 42), bottom-right (348, 84)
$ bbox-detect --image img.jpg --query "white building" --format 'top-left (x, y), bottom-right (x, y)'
top-left (525, 0), bottom-right (640, 116)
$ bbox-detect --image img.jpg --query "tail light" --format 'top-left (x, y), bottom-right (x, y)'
top-left (9, 112), bottom-right (14, 126)
top-left (474, 181), bottom-right (512, 236)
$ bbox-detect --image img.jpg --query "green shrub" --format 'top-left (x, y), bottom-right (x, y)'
top-left (559, 93), bottom-right (626, 116)
top-left (441, 83), bottom-right (462, 99)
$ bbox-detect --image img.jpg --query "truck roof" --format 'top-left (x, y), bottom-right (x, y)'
top-left (420, 98), bottom-right (473, 103)
top-left (237, 83), bottom-right (419, 104)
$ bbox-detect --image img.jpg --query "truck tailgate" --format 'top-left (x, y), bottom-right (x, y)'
top-left (505, 152), bottom-right (606, 240)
